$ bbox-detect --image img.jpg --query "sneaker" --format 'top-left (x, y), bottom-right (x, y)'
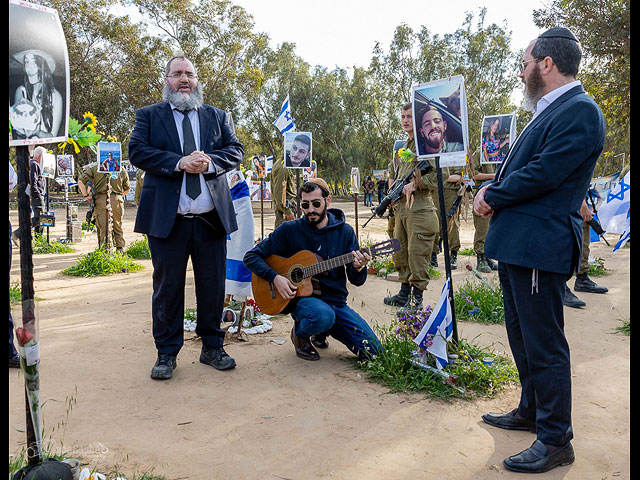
top-left (200, 346), bottom-right (236, 370)
top-left (151, 353), bottom-right (177, 380)
top-left (563, 285), bottom-right (586, 308)
top-left (574, 274), bottom-right (608, 294)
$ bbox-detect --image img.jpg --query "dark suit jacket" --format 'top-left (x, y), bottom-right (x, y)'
top-left (484, 85), bottom-right (605, 275)
top-left (128, 102), bottom-right (244, 238)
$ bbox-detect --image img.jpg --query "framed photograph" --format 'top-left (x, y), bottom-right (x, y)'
top-left (56, 154), bottom-right (74, 177)
top-left (40, 152), bottom-right (56, 179)
top-left (9, 0), bottom-right (70, 147)
top-left (97, 141), bottom-right (122, 173)
top-left (350, 167), bottom-right (360, 194)
top-left (284, 132), bottom-right (312, 169)
top-left (411, 75), bottom-right (469, 167)
top-left (480, 114), bottom-right (517, 164)
top-left (393, 139), bottom-right (405, 161)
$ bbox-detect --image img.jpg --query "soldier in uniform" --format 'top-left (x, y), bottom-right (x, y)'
top-left (78, 163), bottom-right (130, 251)
top-left (271, 157), bottom-right (296, 229)
top-left (471, 159), bottom-right (499, 273)
top-left (134, 167), bottom-right (145, 206)
top-left (383, 103), bottom-right (440, 313)
top-left (431, 165), bottom-right (463, 269)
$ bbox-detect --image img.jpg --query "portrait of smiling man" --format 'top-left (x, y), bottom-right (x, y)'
top-left (418, 106), bottom-right (463, 155)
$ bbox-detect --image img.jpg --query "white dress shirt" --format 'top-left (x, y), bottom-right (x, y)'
top-left (170, 105), bottom-right (216, 214)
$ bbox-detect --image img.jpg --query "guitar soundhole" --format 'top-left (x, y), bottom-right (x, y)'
top-left (290, 267), bottom-right (304, 284)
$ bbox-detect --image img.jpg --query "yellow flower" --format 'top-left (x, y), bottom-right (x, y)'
top-left (82, 111), bottom-right (98, 130)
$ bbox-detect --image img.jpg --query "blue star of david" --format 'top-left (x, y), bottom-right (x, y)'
top-left (284, 111), bottom-right (292, 121)
top-left (607, 178), bottom-right (630, 202)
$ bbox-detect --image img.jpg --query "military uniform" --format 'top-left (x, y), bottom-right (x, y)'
top-left (79, 165), bottom-right (130, 249)
top-left (431, 165), bottom-right (462, 268)
top-left (386, 156), bottom-right (401, 238)
top-left (472, 161), bottom-right (497, 272)
top-left (385, 137), bottom-right (440, 310)
top-left (134, 168), bottom-right (145, 206)
top-left (270, 158), bottom-right (296, 229)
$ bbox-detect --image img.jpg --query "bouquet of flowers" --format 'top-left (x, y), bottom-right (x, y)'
top-left (58, 111), bottom-right (102, 154)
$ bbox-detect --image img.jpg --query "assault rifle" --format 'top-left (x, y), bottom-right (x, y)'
top-left (362, 159), bottom-right (432, 228)
top-left (586, 189), bottom-right (610, 246)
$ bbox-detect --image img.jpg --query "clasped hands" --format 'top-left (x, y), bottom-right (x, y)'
top-left (473, 185), bottom-right (494, 218)
top-left (272, 250), bottom-right (371, 300)
top-left (179, 151), bottom-right (211, 174)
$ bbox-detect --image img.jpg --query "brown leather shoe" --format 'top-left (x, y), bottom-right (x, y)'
top-left (291, 328), bottom-right (320, 361)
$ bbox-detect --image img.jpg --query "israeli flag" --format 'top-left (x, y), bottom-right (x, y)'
top-left (598, 171), bottom-right (630, 250)
top-left (413, 278), bottom-right (454, 370)
top-left (265, 156), bottom-right (274, 175)
top-left (225, 170), bottom-right (255, 299)
top-left (273, 95), bottom-right (295, 135)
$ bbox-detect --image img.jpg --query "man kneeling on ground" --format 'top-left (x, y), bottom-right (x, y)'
top-left (243, 178), bottom-right (382, 361)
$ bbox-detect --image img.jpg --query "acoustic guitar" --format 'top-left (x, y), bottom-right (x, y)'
top-left (251, 239), bottom-right (400, 314)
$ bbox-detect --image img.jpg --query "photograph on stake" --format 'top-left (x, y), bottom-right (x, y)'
top-left (97, 141), bottom-right (122, 173)
top-left (8, 0), bottom-right (70, 147)
top-left (411, 76), bottom-right (469, 167)
top-left (480, 113), bottom-right (517, 164)
top-left (284, 131), bottom-right (312, 169)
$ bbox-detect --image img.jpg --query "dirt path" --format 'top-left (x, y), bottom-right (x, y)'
top-left (8, 199), bottom-right (630, 479)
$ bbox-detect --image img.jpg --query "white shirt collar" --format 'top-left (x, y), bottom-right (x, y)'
top-left (533, 80), bottom-right (582, 119)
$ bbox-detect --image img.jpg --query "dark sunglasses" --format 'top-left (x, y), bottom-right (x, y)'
top-left (300, 199), bottom-right (324, 210)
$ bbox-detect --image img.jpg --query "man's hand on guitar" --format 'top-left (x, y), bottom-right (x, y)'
top-left (273, 274), bottom-right (298, 300)
top-left (352, 250), bottom-right (371, 271)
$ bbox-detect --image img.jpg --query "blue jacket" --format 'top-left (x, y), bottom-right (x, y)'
top-left (484, 85), bottom-right (605, 275)
top-left (128, 102), bottom-right (243, 238)
top-left (243, 208), bottom-right (367, 308)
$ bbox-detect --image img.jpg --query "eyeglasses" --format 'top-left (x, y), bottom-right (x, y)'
top-left (166, 72), bottom-right (198, 79)
top-left (519, 58), bottom-right (543, 73)
top-left (300, 199), bottom-right (324, 210)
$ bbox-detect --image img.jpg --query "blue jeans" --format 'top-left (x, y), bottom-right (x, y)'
top-left (364, 193), bottom-right (373, 207)
top-left (290, 297), bottom-right (382, 359)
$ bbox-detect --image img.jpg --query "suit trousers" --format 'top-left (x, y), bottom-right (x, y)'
top-left (147, 210), bottom-right (227, 356)
top-left (498, 262), bottom-right (573, 446)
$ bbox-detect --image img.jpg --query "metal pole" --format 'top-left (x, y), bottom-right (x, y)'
top-left (295, 170), bottom-right (301, 218)
top-left (260, 177), bottom-right (264, 240)
top-left (15, 146), bottom-right (40, 465)
top-left (435, 156), bottom-right (458, 343)
top-left (353, 192), bottom-right (359, 241)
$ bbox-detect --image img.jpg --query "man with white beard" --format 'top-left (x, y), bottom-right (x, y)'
top-left (129, 54), bottom-right (244, 380)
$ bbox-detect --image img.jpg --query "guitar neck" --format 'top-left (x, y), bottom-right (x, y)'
top-left (302, 247), bottom-right (371, 279)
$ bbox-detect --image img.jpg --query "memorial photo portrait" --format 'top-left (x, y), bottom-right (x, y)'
top-left (284, 132), bottom-right (312, 169)
top-left (57, 154), bottom-right (74, 177)
top-left (97, 141), bottom-right (122, 173)
top-left (480, 114), bottom-right (516, 164)
top-left (9, 0), bottom-right (69, 147)
top-left (411, 76), bottom-right (469, 167)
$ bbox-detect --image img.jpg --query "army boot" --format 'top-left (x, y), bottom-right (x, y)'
top-left (384, 282), bottom-right (411, 306)
top-left (396, 286), bottom-right (424, 317)
top-left (476, 253), bottom-right (491, 273)
top-left (450, 251), bottom-right (458, 270)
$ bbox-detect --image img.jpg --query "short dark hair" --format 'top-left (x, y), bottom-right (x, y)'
top-left (531, 37), bottom-right (582, 77)
top-left (293, 134), bottom-right (311, 148)
top-left (402, 103), bottom-right (412, 111)
top-left (301, 181), bottom-right (329, 198)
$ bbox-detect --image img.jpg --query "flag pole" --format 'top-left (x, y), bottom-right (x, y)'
top-left (435, 156), bottom-right (458, 343)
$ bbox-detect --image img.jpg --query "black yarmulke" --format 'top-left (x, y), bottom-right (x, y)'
top-left (538, 27), bottom-right (579, 42)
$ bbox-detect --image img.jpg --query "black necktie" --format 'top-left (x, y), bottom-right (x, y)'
top-left (180, 110), bottom-right (201, 199)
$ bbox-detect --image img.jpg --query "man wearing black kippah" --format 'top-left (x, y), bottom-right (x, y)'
top-left (475, 27), bottom-right (605, 473)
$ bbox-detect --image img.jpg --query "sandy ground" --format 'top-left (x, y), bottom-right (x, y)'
top-left (8, 199), bottom-right (630, 479)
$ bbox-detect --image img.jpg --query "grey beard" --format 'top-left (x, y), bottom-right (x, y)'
top-left (522, 86), bottom-right (539, 112)
top-left (163, 83), bottom-right (204, 110)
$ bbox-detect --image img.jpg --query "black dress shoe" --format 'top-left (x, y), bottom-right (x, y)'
top-left (482, 408), bottom-right (536, 432)
top-left (151, 353), bottom-right (177, 380)
top-left (200, 346), bottom-right (236, 370)
top-left (311, 334), bottom-right (329, 349)
top-left (563, 285), bottom-right (586, 308)
top-left (291, 328), bottom-right (320, 361)
top-left (503, 439), bottom-right (575, 473)
top-left (574, 273), bottom-right (608, 293)
top-left (9, 355), bottom-right (21, 369)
